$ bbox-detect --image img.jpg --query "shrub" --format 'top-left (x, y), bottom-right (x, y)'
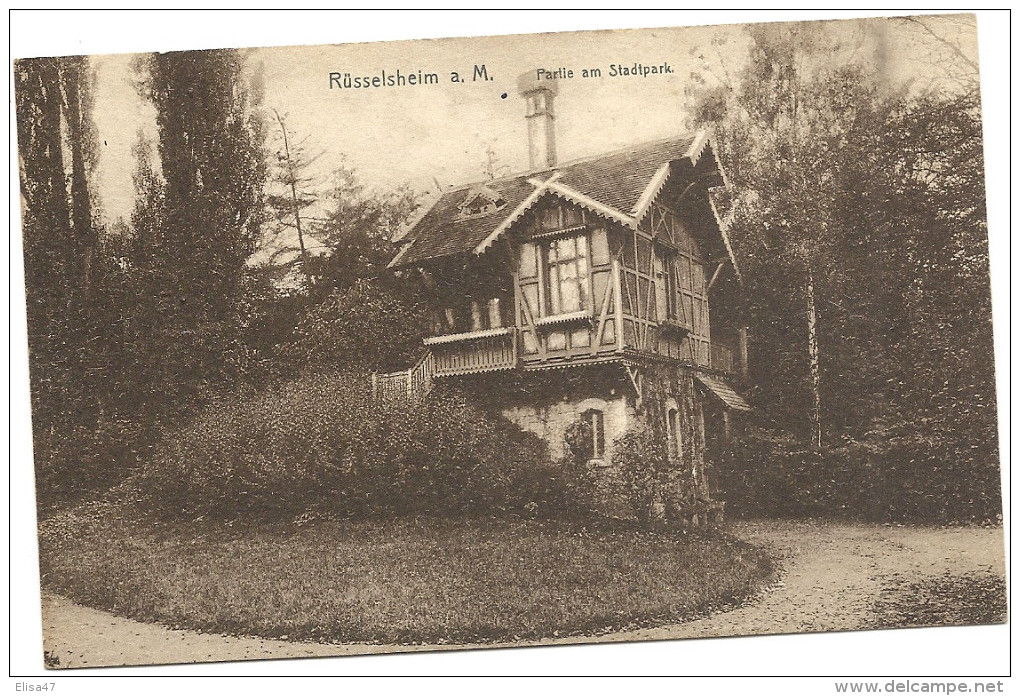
top-left (279, 279), bottom-right (428, 374)
top-left (34, 417), bottom-right (148, 510)
top-left (714, 425), bottom-right (1002, 523)
top-left (559, 419), bottom-right (602, 518)
top-left (128, 371), bottom-right (551, 521)
top-left (613, 428), bottom-right (695, 524)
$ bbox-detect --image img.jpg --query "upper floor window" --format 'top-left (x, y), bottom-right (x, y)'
top-left (435, 295), bottom-right (509, 335)
top-left (655, 247), bottom-right (679, 322)
top-left (458, 186), bottom-right (507, 219)
top-left (547, 235), bottom-right (589, 315)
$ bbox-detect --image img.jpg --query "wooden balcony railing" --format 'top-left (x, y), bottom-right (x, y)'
top-left (426, 328), bottom-right (516, 376)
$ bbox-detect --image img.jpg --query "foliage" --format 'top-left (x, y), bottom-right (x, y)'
top-left (253, 157), bottom-right (426, 378)
top-left (871, 572), bottom-right (1006, 629)
top-left (129, 49), bottom-right (268, 402)
top-left (559, 419), bottom-right (602, 518)
top-left (15, 56), bottom-right (137, 506)
top-left (688, 23), bottom-right (1000, 521)
top-left (39, 511), bottom-right (773, 644)
top-left (613, 429), bottom-right (698, 524)
top-left (305, 164), bottom-right (419, 297)
top-left (127, 372), bottom-right (551, 521)
top-left (714, 426), bottom-right (1002, 523)
top-left (278, 279), bottom-right (428, 374)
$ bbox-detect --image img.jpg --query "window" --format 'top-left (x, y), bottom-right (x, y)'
top-left (582, 408), bottom-right (606, 459)
top-left (438, 295), bottom-right (507, 335)
top-left (546, 235), bottom-right (589, 315)
top-left (655, 248), bottom-right (678, 322)
top-left (668, 408), bottom-right (680, 459)
top-left (470, 300), bottom-right (485, 331)
top-left (487, 298), bottom-right (503, 329)
top-left (458, 188), bottom-right (506, 219)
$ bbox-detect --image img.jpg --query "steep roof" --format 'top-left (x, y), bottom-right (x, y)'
top-left (391, 132), bottom-right (722, 269)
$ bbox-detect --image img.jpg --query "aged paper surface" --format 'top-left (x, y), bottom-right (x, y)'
top-left (11, 10), bottom-right (1008, 679)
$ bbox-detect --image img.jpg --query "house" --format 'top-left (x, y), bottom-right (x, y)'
top-left (378, 72), bottom-right (750, 511)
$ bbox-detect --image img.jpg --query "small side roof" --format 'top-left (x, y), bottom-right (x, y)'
top-left (695, 373), bottom-right (752, 412)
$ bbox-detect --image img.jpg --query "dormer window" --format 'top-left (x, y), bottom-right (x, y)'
top-left (458, 186), bottom-right (507, 219)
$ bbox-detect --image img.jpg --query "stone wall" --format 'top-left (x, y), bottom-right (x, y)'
top-left (501, 391), bottom-right (634, 462)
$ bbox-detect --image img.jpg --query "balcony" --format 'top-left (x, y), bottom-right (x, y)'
top-left (424, 327), bottom-right (517, 376)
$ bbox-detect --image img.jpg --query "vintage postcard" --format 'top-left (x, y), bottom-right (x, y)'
top-left (12, 11), bottom-right (1007, 675)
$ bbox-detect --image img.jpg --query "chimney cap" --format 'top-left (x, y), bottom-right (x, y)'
top-left (517, 70), bottom-right (559, 97)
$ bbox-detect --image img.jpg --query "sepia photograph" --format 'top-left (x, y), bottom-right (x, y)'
top-left (10, 9), bottom-right (1008, 679)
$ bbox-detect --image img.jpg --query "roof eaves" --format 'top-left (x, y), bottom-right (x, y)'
top-left (631, 161), bottom-right (672, 223)
top-left (686, 129), bottom-right (731, 191)
top-left (544, 180), bottom-right (638, 230)
top-left (472, 172), bottom-right (562, 256)
top-left (387, 236), bottom-right (416, 269)
top-left (696, 373), bottom-right (752, 412)
top-left (685, 129), bottom-right (711, 166)
top-left (708, 193), bottom-right (742, 283)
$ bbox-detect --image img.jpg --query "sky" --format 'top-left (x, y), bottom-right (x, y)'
top-left (85, 13), bottom-right (980, 227)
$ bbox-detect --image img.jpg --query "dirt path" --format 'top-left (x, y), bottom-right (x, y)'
top-left (40, 520), bottom-right (1005, 669)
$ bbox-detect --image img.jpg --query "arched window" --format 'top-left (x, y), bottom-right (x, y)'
top-left (582, 408), bottom-right (605, 459)
top-left (667, 408), bottom-right (680, 459)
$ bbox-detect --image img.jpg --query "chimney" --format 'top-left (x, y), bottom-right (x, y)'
top-left (517, 71), bottom-right (557, 169)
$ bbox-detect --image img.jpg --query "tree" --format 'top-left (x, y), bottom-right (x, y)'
top-left (690, 22), bottom-right (999, 519)
top-left (15, 55), bottom-right (129, 502)
top-left (264, 109), bottom-right (323, 288)
top-left (131, 48), bottom-right (268, 401)
top-left (268, 163), bottom-right (427, 375)
top-left (305, 163), bottom-right (419, 297)
top-left (692, 22), bottom-right (893, 447)
top-left (280, 279), bottom-right (429, 374)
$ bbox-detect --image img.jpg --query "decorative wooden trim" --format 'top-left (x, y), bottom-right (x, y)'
top-left (544, 180), bottom-right (638, 230)
top-left (521, 354), bottom-right (625, 372)
top-left (592, 265), bottom-right (615, 355)
top-left (534, 310), bottom-right (593, 330)
top-left (631, 162), bottom-right (672, 222)
top-left (529, 223), bottom-right (588, 241)
top-left (625, 364), bottom-right (644, 403)
top-left (434, 362), bottom-right (517, 378)
top-left (472, 172), bottom-right (562, 256)
top-left (707, 260), bottom-right (726, 291)
top-left (685, 129), bottom-right (710, 167)
top-left (423, 326), bottom-right (512, 345)
top-left (612, 257), bottom-right (624, 351)
top-left (708, 195), bottom-right (741, 283)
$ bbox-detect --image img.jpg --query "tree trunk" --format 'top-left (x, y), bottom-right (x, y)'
top-left (58, 57), bottom-right (96, 301)
top-left (273, 110), bottom-right (311, 285)
top-left (806, 266), bottom-right (822, 450)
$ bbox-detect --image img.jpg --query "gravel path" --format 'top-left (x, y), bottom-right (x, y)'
top-left (40, 519), bottom-right (1005, 669)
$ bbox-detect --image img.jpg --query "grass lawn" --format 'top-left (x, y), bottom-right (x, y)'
top-left (38, 504), bottom-right (773, 644)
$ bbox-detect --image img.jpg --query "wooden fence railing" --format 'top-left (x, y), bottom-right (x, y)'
top-left (372, 351), bottom-right (436, 403)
